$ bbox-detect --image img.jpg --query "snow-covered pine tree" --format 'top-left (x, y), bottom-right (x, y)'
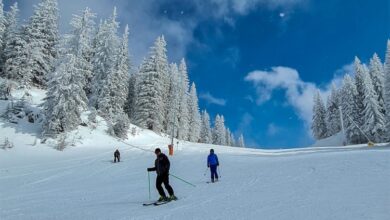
top-left (369, 53), bottom-right (385, 116)
top-left (340, 75), bottom-right (361, 144)
top-left (64, 7), bottom-right (96, 97)
top-left (1, 3), bottom-right (32, 85)
top-left (154, 36), bottom-right (171, 134)
top-left (133, 36), bottom-right (168, 132)
top-left (90, 8), bottom-right (119, 107)
top-left (166, 63), bottom-right (180, 138)
top-left (97, 25), bottom-right (130, 120)
top-left (125, 71), bottom-right (138, 121)
top-left (112, 112), bottom-right (130, 139)
top-left (354, 57), bottom-right (366, 131)
top-left (383, 40), bottom-right (390, 140)
top-left (42, 54), bottom-right (88, 137)
top-left (361, 66), bottom-right (385, 142)
top-left (200, 110), bottom-right (212, 144)
top-left (212, 114), bottom-right (226, 145)
top-left (188, 82), bottom-right (201, 142)
top-left (25, 0), bottom-right (59, 87)
top-left (325, 83), bottom-right (341, 137)
top-left (230, 132), bottom-right (236, 147)
top-left (0, 1), bottom-right (16, 75)
top-left (237, 134), bottom-right (245, 147)
top-left (0, 0), bottom-right (6, 67)
top-left (225, 128), bottom-right (233, 146)
top-left (177, 58), bottom-right (190, 140)
top-left (311, 91), bottom-right (327, 139)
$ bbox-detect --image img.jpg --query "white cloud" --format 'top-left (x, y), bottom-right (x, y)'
top-left (245, 63), bottom-right (355, 140)
top-left (244, 66), bottom-right (325, 126)
top-left (199, 92), bottom-right (227, 106)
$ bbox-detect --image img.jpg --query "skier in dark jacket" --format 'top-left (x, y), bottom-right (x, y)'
top-left (114, 149), bottom-right (120, 163)
top-left (207, 149), bottom-right (219, 182)
top-left (147, 148), bottom-right (177, 202)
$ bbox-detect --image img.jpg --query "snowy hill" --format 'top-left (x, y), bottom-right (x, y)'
top-left (1, 89), bottom-right (390, 220)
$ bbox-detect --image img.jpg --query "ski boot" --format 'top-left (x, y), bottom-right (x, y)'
top-left (158, 196), bottom-right (168, 202)
top-left (169, 195), bottom-right (178, 201)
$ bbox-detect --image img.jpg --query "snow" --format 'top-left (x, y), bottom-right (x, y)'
top-left (1, 89), bottom-right (390, 220)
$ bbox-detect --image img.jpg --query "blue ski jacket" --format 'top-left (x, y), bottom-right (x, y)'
top-left (207, 153), bottom-right (219, 167)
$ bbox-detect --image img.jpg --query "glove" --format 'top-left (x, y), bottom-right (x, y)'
top-left (207, 165), bottom-right (209, 168)
top-left (147, 168), bottom-right (152, 172)
top-left (217, 163), bottom-right (219, 166)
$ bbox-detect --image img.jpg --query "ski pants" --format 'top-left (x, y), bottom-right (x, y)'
top-left (114, 155), bottom-right (120, 163)
top-left (156, 173), bottom-right (174, 197)
top-left (210, 165), bottom-right (218, 181)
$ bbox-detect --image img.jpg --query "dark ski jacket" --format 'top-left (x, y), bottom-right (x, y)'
top-left (148, 153), bottom-right (170, 176)
top-left (207, 153), bottom-right (219, 167)
top-left (114, 150), bottom-right (120, 157)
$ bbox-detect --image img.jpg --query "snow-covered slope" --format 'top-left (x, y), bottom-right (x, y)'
top-left (1, 89), bottom-right (390, 220)
top-left (1, 123), bottom-right (390, 220)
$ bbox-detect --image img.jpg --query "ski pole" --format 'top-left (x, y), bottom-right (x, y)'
top-left (169, 173), bottom-right (196, 187)
top-left (218, 166), bottom-right (221, 178)
top-left (148, 171), bottom-right (151, 200)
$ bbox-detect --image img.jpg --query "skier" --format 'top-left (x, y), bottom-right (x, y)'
top-left (147, 148), bottom-right (177, 202)
top-left (207, 149), bottom-right (219, 183)
top-left (114, 149), bottom-right (120, 163)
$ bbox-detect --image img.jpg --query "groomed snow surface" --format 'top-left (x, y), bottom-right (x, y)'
top-left (1, 88), bottom-right (389, 220)
top-left (1, 120), bottom-right (390, 220)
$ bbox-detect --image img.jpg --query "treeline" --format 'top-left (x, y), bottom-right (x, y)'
top-left (0, 0), bottom-right (245, 147)
top-left (312, 40), bottom-right (390, 144)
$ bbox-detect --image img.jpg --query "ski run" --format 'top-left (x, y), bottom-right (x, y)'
top-left (1, 112), bottom-right (390, 219)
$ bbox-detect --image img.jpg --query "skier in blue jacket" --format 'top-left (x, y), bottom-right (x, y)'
top-left (207, 149), bottom-right (219, 183)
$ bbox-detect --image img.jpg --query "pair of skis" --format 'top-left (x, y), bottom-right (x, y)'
top-left (143, 198), bottom-right (177, 206)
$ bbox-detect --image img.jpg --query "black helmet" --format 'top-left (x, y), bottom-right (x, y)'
top-left (155, 148), bottom-right (161, 154)
top-left (210, 149), bottom-right (214, 153)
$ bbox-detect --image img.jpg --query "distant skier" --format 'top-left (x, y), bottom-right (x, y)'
top-left (114, 149), bottom-right (120, 163)
top-left (207, 149), bottom-right (219, 183)
top-left (147, 148), bottom-right (177, 202)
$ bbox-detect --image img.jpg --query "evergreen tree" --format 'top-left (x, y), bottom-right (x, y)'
top-left (2, 3), bottom-right (32, 85)
top-left (369, 53), bottom-right (385, 115)
top-left (133, 36), bottom-right (168, 132)
top-left (311, 91), bottom-right (327, 139)
top-left (97, 25), bottom-right (130, 120)
top-left (362, 59), bottom-right (386, 142)
top-left (64, 7), bottom-right (96, 97)
top-left (125, 71), bottom-right (138, 121)
top-left (166, 63), bottom-right (180, 138)
top-left (1, 2), bottom-right (17, 74)
top-left (354, 57), bottom-right (366, 131)
top-left (0, 0), bottom-right (6, 63)
top-left (385, 40), bottom-right (390, 140)
top-left (226, 128), bottom-right (235, 146)
top-left (237, 134), bottom-right (245, 147)
top-left (188, 82), bottom-right (201, 142)
top-left (230, 132), bottom-right (236, 147)
top-left (25, 0), bottom-right (59, 87)
top-left (213, 114), bottom-right (226, 145)
top-left (340, 75), bottom-right (361, 144)
top-left (200, 110), bottom-right (212, 144)
top-left (177, 58), bottom-right (190, 140)
top-left (90, 8), bottom-right (119, 107)
top-left (112, 112), bottom-right (130, 139)
top-left (325, 83), bottom-right (341, 137)
top-left (42, 54), bottom-right (87, 137)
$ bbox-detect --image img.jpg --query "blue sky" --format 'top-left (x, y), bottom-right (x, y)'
top-left (7, 0), bottom-right (389, 148)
